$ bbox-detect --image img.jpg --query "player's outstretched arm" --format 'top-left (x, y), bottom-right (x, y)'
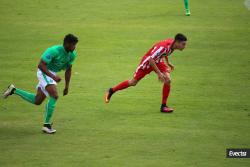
top-left (38, 60), bottom-right (61, 82)
top-left (63, 66), bottom-right (72, 96)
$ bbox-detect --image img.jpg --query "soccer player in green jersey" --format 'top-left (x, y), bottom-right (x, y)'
top-left (3, 34), bottom-right (78, 134)
top-left (184, 0), bottom-right (191, 16)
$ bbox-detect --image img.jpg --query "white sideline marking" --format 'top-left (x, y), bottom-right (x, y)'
top-left (244, 0), bottom-right (250, 10)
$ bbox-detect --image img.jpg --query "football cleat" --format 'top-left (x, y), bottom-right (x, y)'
top-left (3, 84), bottom-right (16, 99)
top-left (42, 124), bottom-right (56, 134)
top-left (105, 88), bottom-right (113, 103)
top-left (185, 10), bottom-right (191, 16)
top-left (161, 105), bottom-right (174, 113)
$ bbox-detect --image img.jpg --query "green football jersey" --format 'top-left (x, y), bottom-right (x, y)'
top-left (41, 45), bottom-right (77, 72)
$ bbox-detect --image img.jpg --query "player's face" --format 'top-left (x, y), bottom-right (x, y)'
top-left (64, 43), bottom-right (77, 52)
top-left (177, 41), bottom-right (187, 51)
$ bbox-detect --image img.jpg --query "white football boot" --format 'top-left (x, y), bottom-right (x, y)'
top-left (42, 124), bottom-right (56, 134)
top-left (3, 84), bottom-right (16, 99)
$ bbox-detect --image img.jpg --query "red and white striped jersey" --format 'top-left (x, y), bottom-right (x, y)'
top-left (137, 38), bottom-right (174, 70)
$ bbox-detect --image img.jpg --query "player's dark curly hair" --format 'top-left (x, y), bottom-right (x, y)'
top-left (175, 33), bottom-right (187, 41)
top-left (64, 34), bottom-right (78, 44)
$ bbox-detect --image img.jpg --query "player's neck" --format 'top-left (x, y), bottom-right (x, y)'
top-left (171, 42), bottom-right (177, 50)
top-left (63, 45), bottom-right (70, 53)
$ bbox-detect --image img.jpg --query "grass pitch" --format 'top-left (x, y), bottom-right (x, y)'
top-left (0, 0), bottom-right (250, 166)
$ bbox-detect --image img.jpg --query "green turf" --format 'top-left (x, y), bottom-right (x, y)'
top-left (0, 0), bottom-right (250, 166)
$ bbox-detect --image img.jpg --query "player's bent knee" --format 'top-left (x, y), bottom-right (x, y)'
top-left (131, 82), bottom-right (137, 86)
top-left (34, 101), bottom-right (43, 105)
top-left (164, 79), bottom-right (171, 85)
top-left (129, 80), bottom-right (138, 86)
top-left (51, 95), bottom-right (59, 100)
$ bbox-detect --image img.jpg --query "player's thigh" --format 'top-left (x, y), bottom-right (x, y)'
top-left (156, 63), bottom-right (170, 81)
top-left (45, 84), bottom-right (58, 99)
top-left (35, 87), bottom-right (47, 104)
top-left (157, 62), bottom-right (170, 73)
top-left (133, 68), bottom-right (152, 82)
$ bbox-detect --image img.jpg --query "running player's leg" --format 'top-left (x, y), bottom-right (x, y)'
top-left (156, 62), bottom-right (173, 113)
top-left (162, 72), bottom-right (171, 106)
top-left (105, 78), bottom-right (139, 103)
top-left (105, 68), bottom-right (151, 103)
top-left (36, 68), bottom-right (58, 133)
top-left (44, 84), bottom-right (58, 125)
top-left (14, 88), bottom-right (36, 104)
top-left (42, 84), bottom-right (58, 134)
top-left (161, 72), bottom-right (173, 113)
top-left (112, 78), bottom-right (139, 92)
top-left (3, 84), bottom-right (45, 105)
top-left (184, 0), bottom-right (191, 16)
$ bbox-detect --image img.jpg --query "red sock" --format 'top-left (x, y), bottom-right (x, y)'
top-left (112, 80), bottom-right (130, 92)
top-left (162, 84), bottom-right (170, 105)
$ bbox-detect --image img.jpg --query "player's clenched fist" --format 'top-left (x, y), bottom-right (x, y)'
top-left (52, 75), bottom-right (61, 83)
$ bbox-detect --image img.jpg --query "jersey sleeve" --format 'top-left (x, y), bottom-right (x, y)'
top-left (41, 48), bottom-right (55, 64)
top-left (150, 46), bottom-right (166, 59)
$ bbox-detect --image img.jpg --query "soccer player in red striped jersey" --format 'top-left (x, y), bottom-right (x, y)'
top-left (105, 33), bottom-right (187, 113)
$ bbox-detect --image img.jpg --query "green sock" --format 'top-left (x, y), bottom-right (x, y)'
top-left (44, 97), bottom-right (57, 124)
top-left (15, 88), bottom-right (35, 104)
top-left (184, 0), bottom-right (190, 11)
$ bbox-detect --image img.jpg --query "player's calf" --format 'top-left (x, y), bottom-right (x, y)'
top-left (105, 78), bottom-right (139, 103)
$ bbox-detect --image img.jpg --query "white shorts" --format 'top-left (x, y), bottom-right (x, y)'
top-left (36, 69), bottom-right (57, 97)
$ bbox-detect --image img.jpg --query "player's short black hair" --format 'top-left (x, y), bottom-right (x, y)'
top-left (64, 34), bottom-right (78, 44)
top-left (175, 33), bottom-right (187, 41)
